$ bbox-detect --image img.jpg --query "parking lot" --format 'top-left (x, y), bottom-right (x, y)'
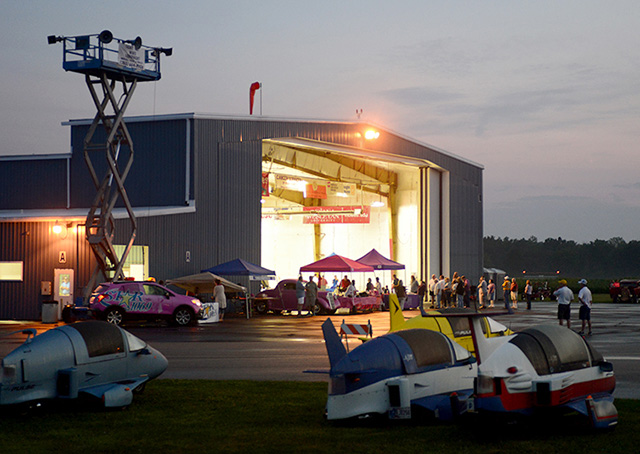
top-left (1, 301), bottom-right (639, 398)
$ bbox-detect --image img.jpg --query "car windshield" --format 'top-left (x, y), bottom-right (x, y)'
top-left (93, 284), bottom-right (110, 294)
top-left (124, 330), bottom-right (147, 352)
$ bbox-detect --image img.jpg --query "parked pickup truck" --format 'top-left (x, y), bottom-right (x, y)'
top-left (254, 279), bottom-right (381, 315)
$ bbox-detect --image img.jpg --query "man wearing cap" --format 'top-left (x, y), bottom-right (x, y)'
top-left (554, 279), bottom-right (574, 328)
top-left (578, 279), bottom-right (592, 335)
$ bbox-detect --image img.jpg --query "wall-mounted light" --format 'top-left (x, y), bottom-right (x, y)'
top-left (53, 221), bottom-right (74, 238)
top-left (364, 129), bottom-right (380, 140)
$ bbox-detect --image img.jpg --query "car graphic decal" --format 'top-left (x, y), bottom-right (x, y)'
top-left (101, 289), bottom-right (153, 312)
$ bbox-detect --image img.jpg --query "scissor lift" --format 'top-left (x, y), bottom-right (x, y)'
top-left (49, 31), bottom-right (171, 296)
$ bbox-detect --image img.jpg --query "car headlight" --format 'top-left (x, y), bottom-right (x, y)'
top-left (191, 299), bottom-right (202, 307)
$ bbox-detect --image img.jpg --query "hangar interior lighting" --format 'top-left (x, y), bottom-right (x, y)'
top-left (371, 186), bottom-right (385, 207)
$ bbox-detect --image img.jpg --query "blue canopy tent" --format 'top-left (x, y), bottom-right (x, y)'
top-left (202, 259), bottom-right (276, 319)
top-left (202, 258), bottom-right (276, 280)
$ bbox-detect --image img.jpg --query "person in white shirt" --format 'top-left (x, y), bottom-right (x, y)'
top-left (524, 280), bottom-right (534, 310)
top-left (375, 277), bottom-right (382, 295)
top-left (435, 275), bottom-right (445, 309)
top-left (577, 279), bottom-right (593, 335)
top-left (213, 279), bottom-right (227, 322)
top-left (429, 275), bottom-right (437, 306)
top-left (553, 279), bottom-right (574, 328)
top-left (344, 280), bottom-right (357, 298)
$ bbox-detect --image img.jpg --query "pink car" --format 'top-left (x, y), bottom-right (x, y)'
top-left (90, 281), bottom-right (202, 326)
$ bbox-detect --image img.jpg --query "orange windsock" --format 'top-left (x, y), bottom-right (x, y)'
top-left (250, 82), bottom-right (261, 115)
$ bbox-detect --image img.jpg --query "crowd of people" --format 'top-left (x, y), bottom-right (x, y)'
top-left (297, 272), bottom-right (596, 334)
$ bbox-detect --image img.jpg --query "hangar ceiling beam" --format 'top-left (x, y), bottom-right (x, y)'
top-left (298, 148), bottom-right (397, 189)
top-left (263, 155), bottom-right (395, 197)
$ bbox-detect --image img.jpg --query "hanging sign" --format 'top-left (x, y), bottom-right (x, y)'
top-left (327, 182), bottom-right (356, 197)
top-left (274, 175), bottom-right (306, 191)
top-left (305, 182), bottom-right (327, 199)
top-left (118, 43), bottom-right (144, 71)
top-left (262, 172), bottom-right (270, 197)
top-left (302, 206), bottom-right (370, 224)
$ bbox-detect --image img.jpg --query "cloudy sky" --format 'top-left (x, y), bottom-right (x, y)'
top-left (2, 1), bottom-right (639, 243)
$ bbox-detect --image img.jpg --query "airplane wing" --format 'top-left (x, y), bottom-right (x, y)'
top-left (80, 377), bottom-right (149, 408)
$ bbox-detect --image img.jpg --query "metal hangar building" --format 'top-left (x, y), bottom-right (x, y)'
top-left (0, 113), bottom-right (483, 320)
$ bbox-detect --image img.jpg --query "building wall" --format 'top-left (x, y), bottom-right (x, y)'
top-left (68, 119), bottom-right (193, 208)
top-left (0, 115), bottom-right (483, 319)
top-left (0, 156), bottom-right (69, 210)
top-left (0, 222), bottom-right (94, 319)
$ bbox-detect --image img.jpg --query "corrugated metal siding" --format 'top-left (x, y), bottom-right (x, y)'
top-left (69, 119), bottom-right (188, 208)
top-left (448, 172), bottom-right (483, 282)
top-left (0, 221), bottom-right (94, 320)
top-left (217, 141), bottom-right (262, 263)
top-left (0, 158), bottom-right (68, 209)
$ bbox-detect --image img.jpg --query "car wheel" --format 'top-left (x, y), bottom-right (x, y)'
top-left (105, 307), bottom-right (124, 325)
top-left (173, 306), bottom-right (195, 326)
top-left (255, 300), bottom-right (268, 314)
top-left (313, 303), bottom-right (323, 315)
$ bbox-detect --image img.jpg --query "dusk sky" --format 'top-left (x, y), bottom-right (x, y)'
top-left (2, 1), bottom-right (639, 243)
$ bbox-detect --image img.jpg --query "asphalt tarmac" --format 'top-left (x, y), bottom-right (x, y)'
top-left (1, 301), bottom-right (639, 399)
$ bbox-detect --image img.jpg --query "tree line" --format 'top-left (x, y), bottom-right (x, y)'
top-left (484, 236), bottom-right (640, 280)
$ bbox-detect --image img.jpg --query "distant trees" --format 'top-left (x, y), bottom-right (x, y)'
top-left (484, 236), bottom-right (640, 279)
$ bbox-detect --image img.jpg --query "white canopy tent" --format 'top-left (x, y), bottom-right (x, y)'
top-left (166, 272), bottom-right (247, 294)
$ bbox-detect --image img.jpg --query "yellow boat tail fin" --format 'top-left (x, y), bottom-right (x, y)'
top-left (388, 293), bottom-right (405, 332)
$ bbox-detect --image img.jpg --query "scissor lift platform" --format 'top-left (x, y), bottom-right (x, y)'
top-left (49, 31), bottom-right (171, 299)
top-left (60, 33), bottom-right (162, 82)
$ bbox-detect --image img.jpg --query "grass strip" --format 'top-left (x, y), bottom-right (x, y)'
top-left (0, 380), bottom-right (637, 454)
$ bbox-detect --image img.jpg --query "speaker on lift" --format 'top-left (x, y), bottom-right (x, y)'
top-left (98, 30), bottom-right (113, 44)
top-left (124, 36), bottom-right (143, 50)
top-left (132, 36), bottom-right (142, 50)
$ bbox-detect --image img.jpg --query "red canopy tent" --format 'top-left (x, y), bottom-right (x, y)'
top-left (299, 255), bottom-right (374, 273)
top-left (355, 248), bottom-right (405, 270)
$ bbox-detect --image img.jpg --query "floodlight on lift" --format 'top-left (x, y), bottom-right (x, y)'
top-left (153, 47), bottom-right (173, 57)
top-left (47, 35), bottom-right (63, 45)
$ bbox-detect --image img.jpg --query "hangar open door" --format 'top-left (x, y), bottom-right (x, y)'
top-left (260, 138), bottom-right (449, 285)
